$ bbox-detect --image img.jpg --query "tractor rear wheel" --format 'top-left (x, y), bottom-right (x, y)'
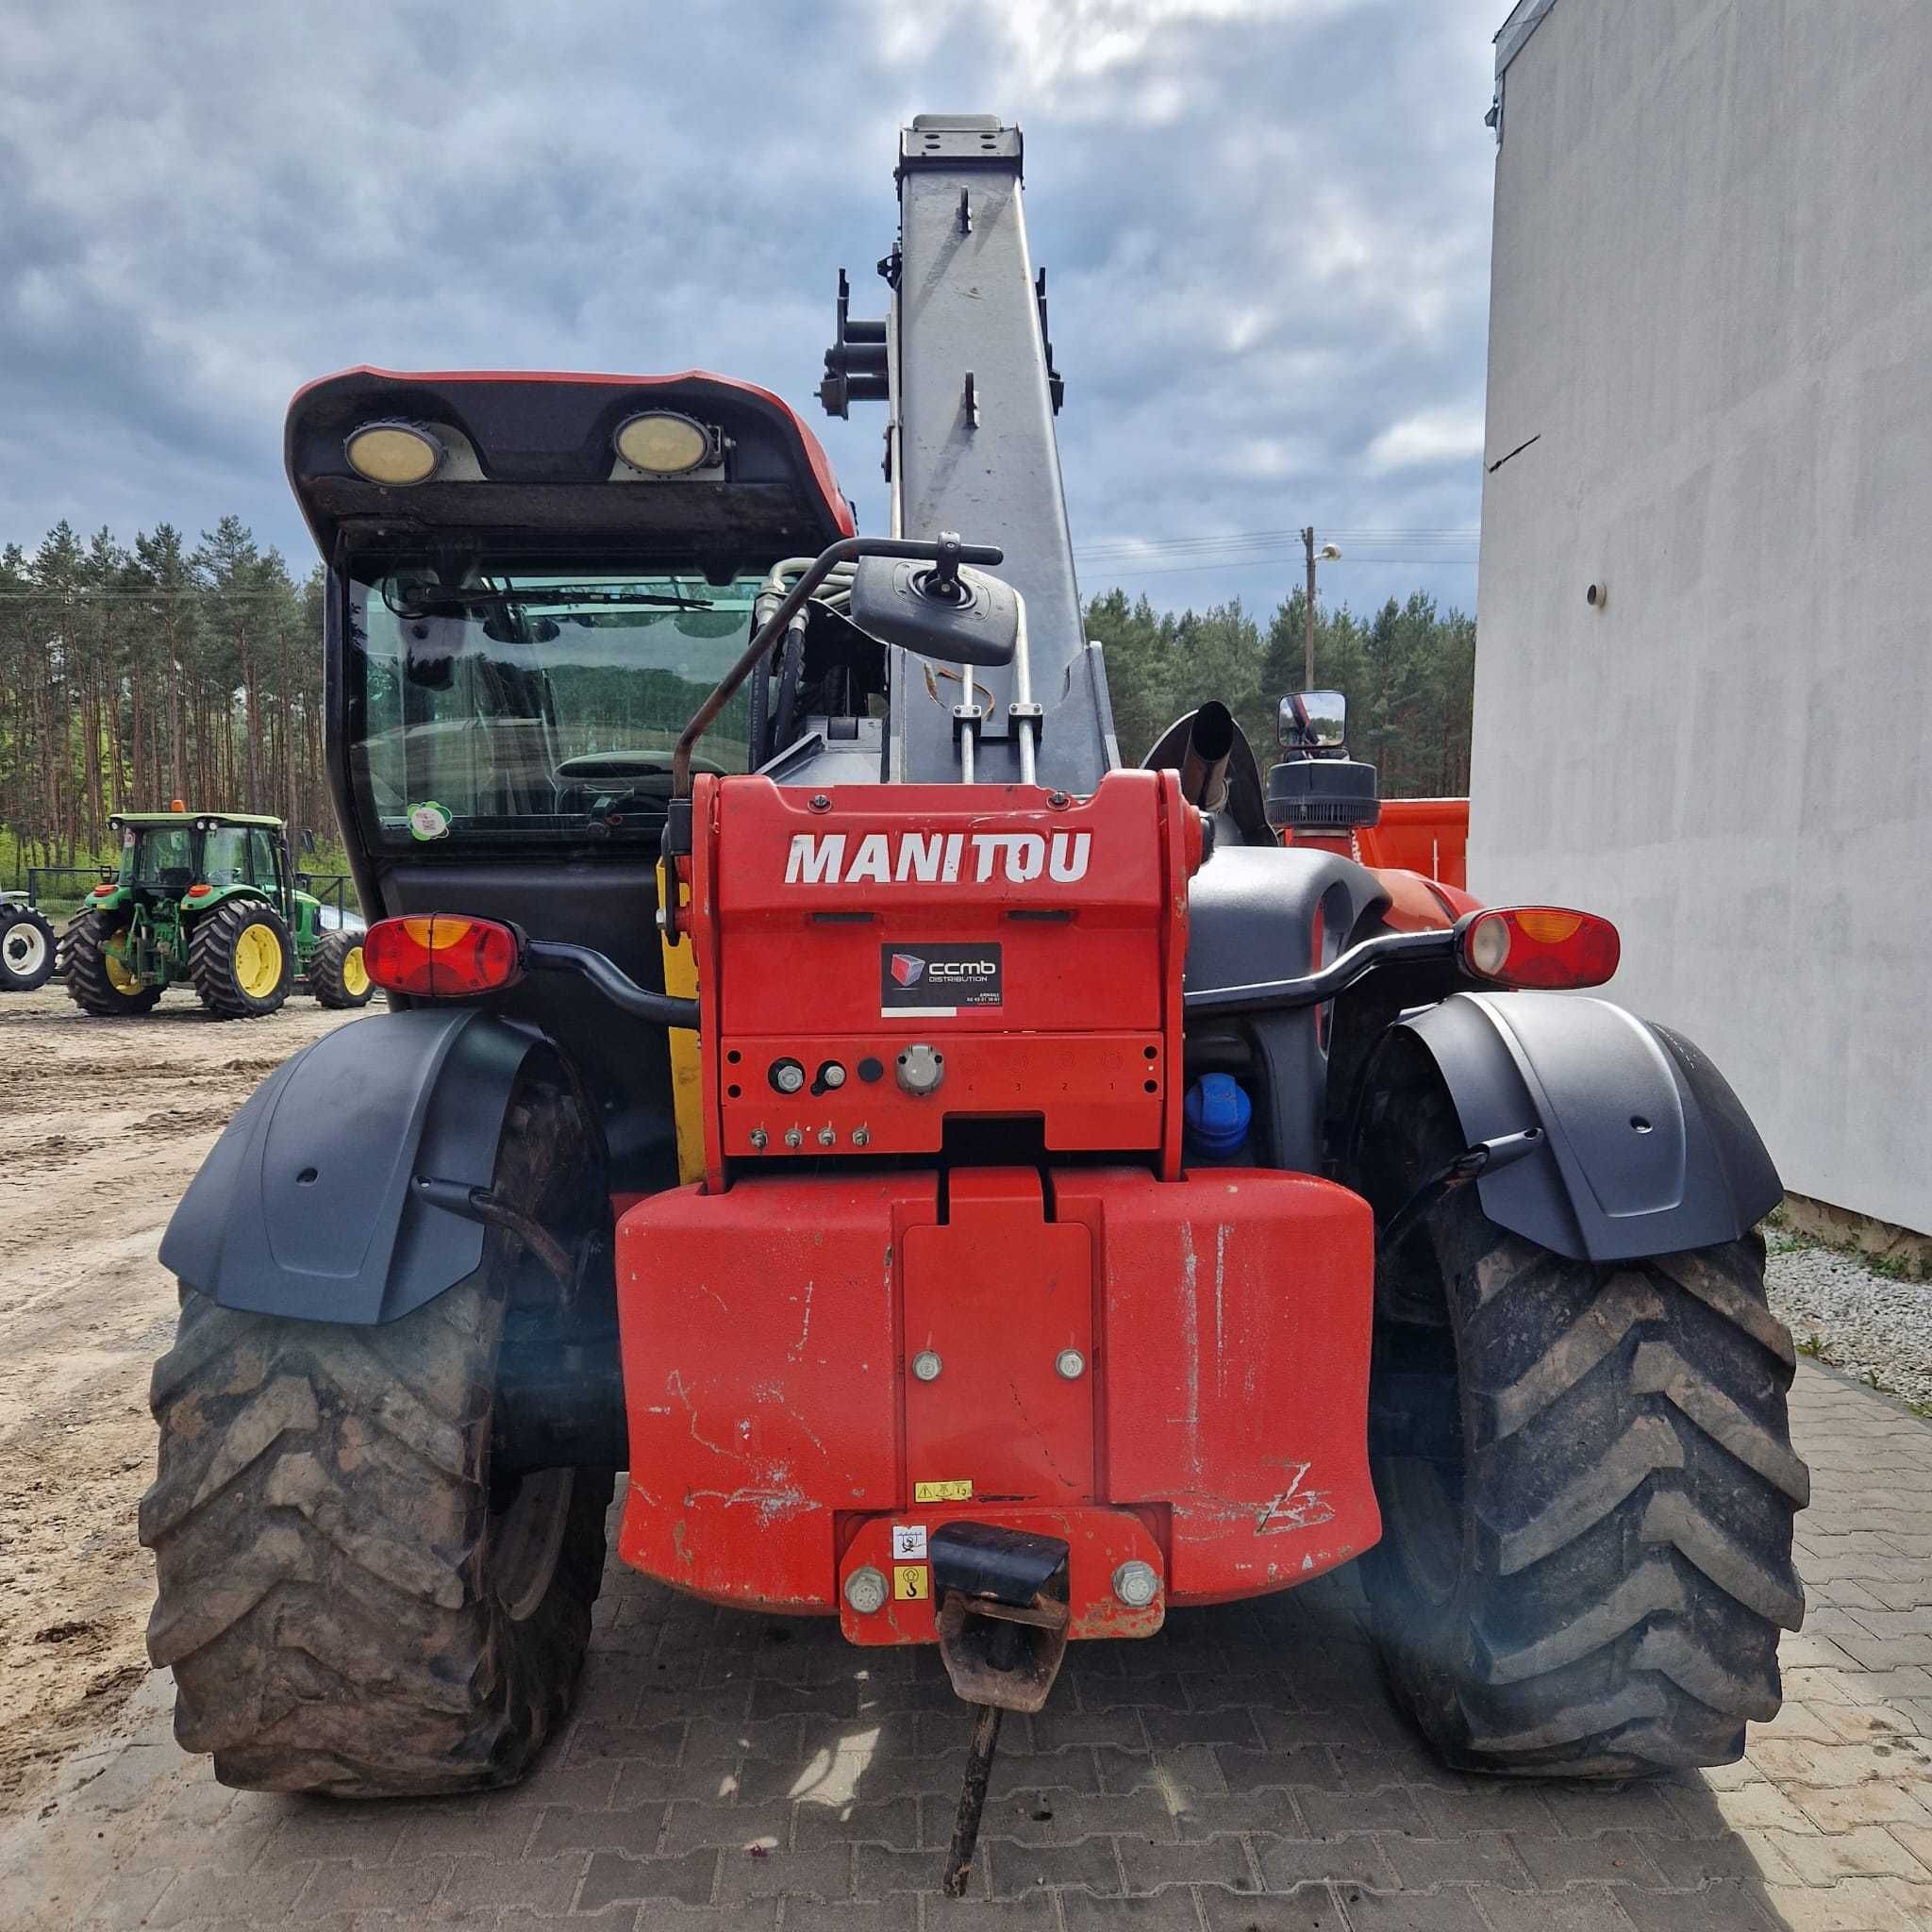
top-left (1351, 1061), bottom-right (1807, 1776)
top-left (61, 910), bottom-right (163, 1015)
top-left (308, 928), bottom-right (374, 1008)
top-left (0, 904), bottom-right (58, 991)
top-left (141, 1070), bottom-right (612, 1795)
top-left (189, 898), bottom-right (293, 1018)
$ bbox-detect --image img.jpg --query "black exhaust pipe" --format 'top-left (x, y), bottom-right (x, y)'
top-left (1177, 701), bottom-right (1235, 812)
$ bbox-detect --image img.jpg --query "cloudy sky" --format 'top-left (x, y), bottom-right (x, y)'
top-left (1, 0), bottom-right (1502, 621)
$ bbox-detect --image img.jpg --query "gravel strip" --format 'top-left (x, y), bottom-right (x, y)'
top-left (1766, 1236), bottom-right (1932, 1409)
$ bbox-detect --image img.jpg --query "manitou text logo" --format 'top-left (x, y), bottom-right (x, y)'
top-left (785, 829), bottom-right (1091, 887)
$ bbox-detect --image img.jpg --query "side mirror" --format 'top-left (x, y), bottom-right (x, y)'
top-left (1279, 690), bottom-right (1347, 750)
top-left (848, 556), bottom-right (1019, 667)
top-left (404, 620), bottom-right (458, 691)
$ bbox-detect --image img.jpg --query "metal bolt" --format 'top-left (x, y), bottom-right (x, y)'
top-left (1055, 1348), bottom-right (1086, 1380)
top-left (852, 1125), bottom-right (870, 1147)
top-left (771, 1058), bottom-right (806, 1095)
top-left (1112, 1559), bottom-right (1159, 1609)
top-left (808, 792), bottom-right (832, 812)
top-left (1047, 791), bottom-right (1071, 809)
top-left (749, 1127), bottom-right (768, 1152)
top-left (819, 1061), bottom-right (847, 1090)
top-left (784, 1125), bottom-right (804, 1149)
top-left (911, 1350), bottom-right (942, 1382)
top-left (816, 1124), bottom-right (837, 1148)
top-left (844, 1565), bottom-right (889, 1615)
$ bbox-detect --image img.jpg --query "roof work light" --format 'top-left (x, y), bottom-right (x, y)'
top-left (613, 410), bottom-right (715, 475)
top-left (344, 422), bottom-right (445, 486)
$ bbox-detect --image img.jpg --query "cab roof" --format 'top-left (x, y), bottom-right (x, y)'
top-left (285, 367), bottom-right (855, 564)
top-left (112, 812), bottom-right (283, 828)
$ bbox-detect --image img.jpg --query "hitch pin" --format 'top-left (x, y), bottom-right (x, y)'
top-left (939, 1597), bottom-right (1074, 1892)
top-left (942, 1704), bottom-right (1003, 1897)
top-left (929, 1521), bottom-right (1072, 1893)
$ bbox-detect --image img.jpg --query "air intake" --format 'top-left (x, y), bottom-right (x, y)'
top-left (1265, 758), bottom-right (1381, 834)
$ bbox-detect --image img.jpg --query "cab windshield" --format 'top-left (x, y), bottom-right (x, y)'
top-left (201, 826), bottom-right (250, 886)
top-left (346, 564), bottom-right (760, 850)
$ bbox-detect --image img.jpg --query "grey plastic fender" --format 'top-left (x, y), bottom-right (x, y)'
top-left (160, 1008), bottom-right (554, 1324)
top-left (1394, 991), bottom-right (1781, 1263)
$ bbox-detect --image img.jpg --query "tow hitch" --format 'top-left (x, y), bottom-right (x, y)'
top-left (931, 1522), bottom-right (1072, 1895)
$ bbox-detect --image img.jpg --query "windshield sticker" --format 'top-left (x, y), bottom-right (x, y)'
top-left (408, 801), bottom-right (452, 841)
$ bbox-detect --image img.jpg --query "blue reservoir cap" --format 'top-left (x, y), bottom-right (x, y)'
top-left (1184, 1073), bottom-right (1252, 1158)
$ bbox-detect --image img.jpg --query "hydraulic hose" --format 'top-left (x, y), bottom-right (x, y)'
top-left (765, 556), bottom-right (856, 609)
top-left (746, 630), bottom-right (771, 767)
top-left (772, 611), bottom-right (808, 757)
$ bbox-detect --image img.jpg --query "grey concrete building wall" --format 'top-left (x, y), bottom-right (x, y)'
top-left (1470, 0), bottom-right (1932, 1233)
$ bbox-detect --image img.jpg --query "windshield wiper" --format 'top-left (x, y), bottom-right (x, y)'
top-left (385, 584), bottom-right (715, 617)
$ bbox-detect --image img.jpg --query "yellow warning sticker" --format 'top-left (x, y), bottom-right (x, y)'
top-left (914, 1478), bottom-right (973, 1503)
top-left (893, 1565), bottom-right (929, 1601)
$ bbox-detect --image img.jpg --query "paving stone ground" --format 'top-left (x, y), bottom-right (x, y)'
top-left (7, 1361), bottom-right (1932, 1932)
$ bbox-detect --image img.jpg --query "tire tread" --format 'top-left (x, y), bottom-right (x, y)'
top-left (142, 1074), bottom-right (610, 1796)
top-left (189, 898), bottom-right (292, 1018)
top-left (60, 909), bottom-right (162, 1015)
top-left (1357, 1062), bottom-right (1807, 1778)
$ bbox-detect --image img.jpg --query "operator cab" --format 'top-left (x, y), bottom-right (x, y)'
top-left (289, 369), bottom-right (866, 1189)
top-left (290, 370), bottom-right (871, 862)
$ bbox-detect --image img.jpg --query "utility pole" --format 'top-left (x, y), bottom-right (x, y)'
top-left (1302, 525), bottom-right (1317, 690)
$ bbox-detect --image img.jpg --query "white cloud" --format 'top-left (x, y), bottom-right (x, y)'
top-left (0, 0), bottom-right (1502, 625)
top-left (876, 0), bottom-right (1364, 101)
top-left (1366, 406), bottom-right (1488, 474)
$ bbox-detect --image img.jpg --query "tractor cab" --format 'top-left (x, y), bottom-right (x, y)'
top-left (112, 811), bottom-right (287, 903)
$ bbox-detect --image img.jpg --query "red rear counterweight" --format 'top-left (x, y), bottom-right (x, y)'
top-left (615, 768), bottom-right (1379, 1636)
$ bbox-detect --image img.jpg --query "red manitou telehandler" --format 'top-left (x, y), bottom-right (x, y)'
top-left (144, 117), bottom-right (1806, 1887)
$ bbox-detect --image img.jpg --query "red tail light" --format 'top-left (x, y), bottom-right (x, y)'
top-left (92, 882), bottom-right (115, 897)
top-left (1459, 907), bottom-right (1620, 990)
top-left (185, 883), bottom-right (212, 899)
top-left (362, 915), bottom-right (525, 997)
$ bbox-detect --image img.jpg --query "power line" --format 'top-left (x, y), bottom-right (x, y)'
top-left (1081, 554), bottom-right (1477, 579)
top-left (1076, 535), bottom-right (1476, 563)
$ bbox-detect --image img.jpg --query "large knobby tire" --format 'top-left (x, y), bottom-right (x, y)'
top-left (0, 905), bottom-right (58, 991)
top-left (141, 1070), bottom-right (614, 1796)
top-left (308, 928), bottom-right (374, 1008)
top-left (189, 897), bottom-right (293, 1018)
top-left (1351, 1057), bottom-right (1807, 1777)
top-left (61, 909), bottom-right (163, 1015)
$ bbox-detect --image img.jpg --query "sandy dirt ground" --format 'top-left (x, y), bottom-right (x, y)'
top-left (0, 982), bottom-right (367, 1819)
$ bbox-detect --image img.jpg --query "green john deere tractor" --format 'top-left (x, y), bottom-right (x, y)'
top-left (61, 811), bottom-right (372, 1020)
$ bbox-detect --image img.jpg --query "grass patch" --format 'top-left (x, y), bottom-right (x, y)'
top-left (1760, 1213), bottom-right (1926, 1283)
